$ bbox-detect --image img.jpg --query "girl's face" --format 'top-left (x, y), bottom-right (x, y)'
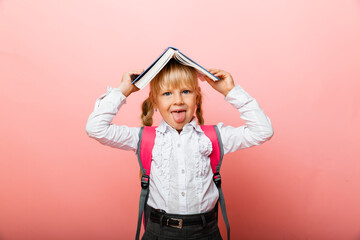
top-left (154, 84), bottom-right (197, 133)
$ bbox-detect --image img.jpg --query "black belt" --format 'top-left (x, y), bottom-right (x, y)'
top-left (149, 206), bottom-right (218, 229)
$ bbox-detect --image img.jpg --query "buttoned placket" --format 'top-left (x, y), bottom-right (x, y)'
top-left (175, 130), bottom-right (187, 213)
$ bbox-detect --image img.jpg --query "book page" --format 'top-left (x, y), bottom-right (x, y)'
top-left (174, 51), bottom-right (218, 81)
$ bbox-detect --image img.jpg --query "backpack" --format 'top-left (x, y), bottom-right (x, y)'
top-left (135, 125), bottom-right (230, 240)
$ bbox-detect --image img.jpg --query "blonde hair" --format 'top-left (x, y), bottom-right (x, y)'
top-left (141, 58), bottom-right (204, 126)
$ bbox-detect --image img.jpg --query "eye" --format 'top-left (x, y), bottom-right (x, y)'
top-left (162, 92), bottom-right (171, 96)
top-left (182, 90), bottom-right (191, 94)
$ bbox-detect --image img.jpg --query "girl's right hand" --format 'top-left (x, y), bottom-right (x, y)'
top-left (117, 69), bottom-right (144, 97)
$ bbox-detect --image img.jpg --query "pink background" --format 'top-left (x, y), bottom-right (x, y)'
top-left (1, 0), bottom-right (360, 239)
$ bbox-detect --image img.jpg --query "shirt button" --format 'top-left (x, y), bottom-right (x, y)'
top-left (177, 143), bottom-right (181, 148)
top-left (181, 192), bottom-right (185, 196)
top-left (181, 169), bottom-right (185, 174)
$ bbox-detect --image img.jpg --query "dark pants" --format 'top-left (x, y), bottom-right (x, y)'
top-left (141, 206), bottom-right (223, 240)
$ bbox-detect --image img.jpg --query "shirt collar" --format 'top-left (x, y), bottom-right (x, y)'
top-left (156, 117), bottom-right (204, 134)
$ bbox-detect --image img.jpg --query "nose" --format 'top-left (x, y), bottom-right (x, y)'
top-left (173, 92), bottom-right (184, 105)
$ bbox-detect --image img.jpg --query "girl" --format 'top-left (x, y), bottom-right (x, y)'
top-left (86, 58), bottom-right (273, 239)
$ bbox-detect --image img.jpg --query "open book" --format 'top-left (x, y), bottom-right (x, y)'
top-left (131, 47), bottom-right (220, 89)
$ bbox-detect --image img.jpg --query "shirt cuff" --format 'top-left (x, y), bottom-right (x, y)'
top-left (94, 86), bottom-right (127, 110)
top-left (105, 85), bottom-right (127, 104)
top-left (224, 85), bottom-right (253, 109)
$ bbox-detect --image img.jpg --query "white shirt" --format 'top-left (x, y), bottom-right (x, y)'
top-left (86, 85), bottom-right (273, 214)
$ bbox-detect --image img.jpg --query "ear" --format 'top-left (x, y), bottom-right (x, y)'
top-left (151, 98), bottom-right (158, 109)
top-left (149, 92), bottom-right (158, 109)
top-left (196, 87), bottom-right (201, 102)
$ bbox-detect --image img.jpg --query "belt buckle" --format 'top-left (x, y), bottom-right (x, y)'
top-left (166, 218), bottom-right (183, 229)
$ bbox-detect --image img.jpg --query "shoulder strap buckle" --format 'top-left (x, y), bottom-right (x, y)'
top-left (213, 172), bottom-right (221, 187)
top-left (141, 175), bottom-right (150, 189)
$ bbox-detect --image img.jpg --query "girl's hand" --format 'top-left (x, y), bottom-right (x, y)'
top-left (200, 69), bottom-right (235, 96)
top-left (117, 69), bottom-right (144, 97)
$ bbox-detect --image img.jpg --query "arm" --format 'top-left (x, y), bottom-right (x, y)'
top-left (218, 85), bottom-right (274, 154)
top-left (201, 69), bottom-right (274, 154)
top-left (85, 69), bottom-right (144, 152)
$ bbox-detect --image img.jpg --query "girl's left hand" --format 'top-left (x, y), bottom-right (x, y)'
top-left (199, 69), bottom-right (235, 96)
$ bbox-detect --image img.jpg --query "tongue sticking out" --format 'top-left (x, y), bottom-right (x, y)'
top-left (172, 111), bottom-right (186, 123)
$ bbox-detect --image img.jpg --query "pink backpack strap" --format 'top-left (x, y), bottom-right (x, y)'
top-left (201, 125), bottom-right (230, 240)
top-left (137, 126), bottom-right (156, 176)
top-left (200, 125), bottom-right (224, 173)
top-left (135, 126), bottom-right (156, 240)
